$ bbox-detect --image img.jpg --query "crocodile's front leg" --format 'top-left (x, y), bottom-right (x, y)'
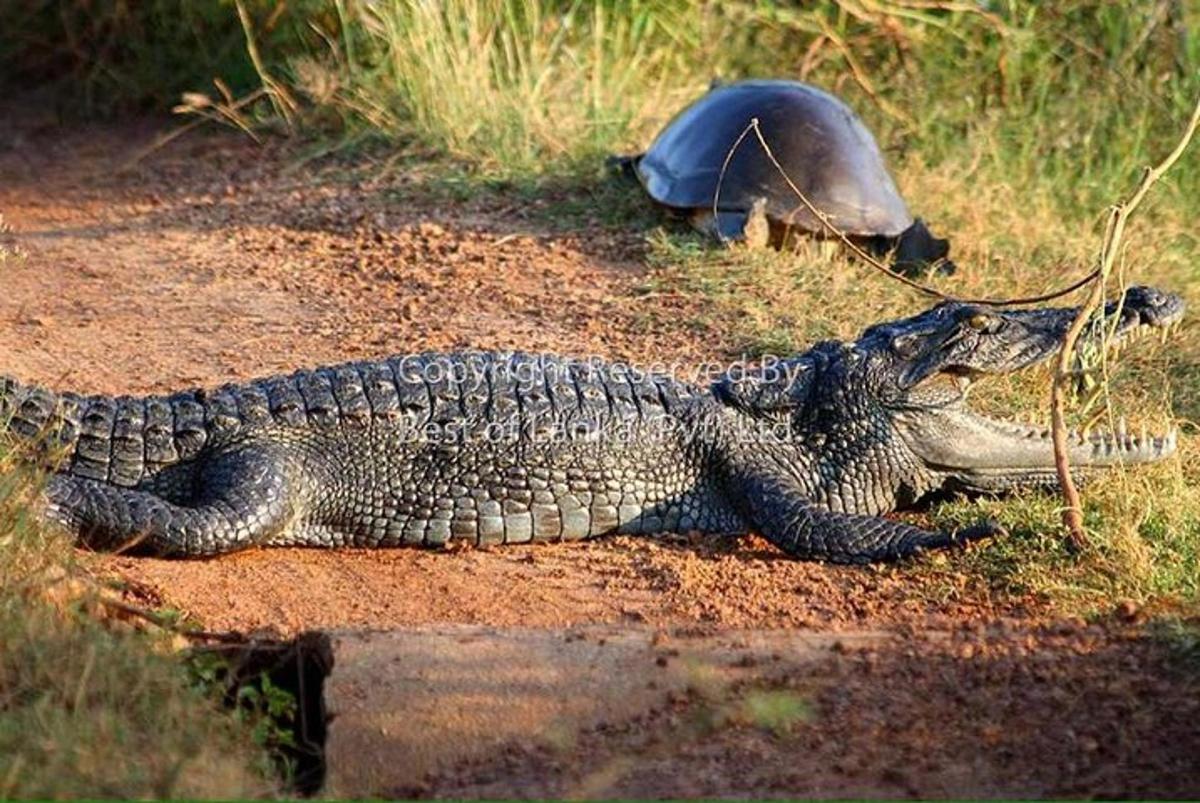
top-left (43, 445), bottom-right (297, 557)
top-left (734, 473), bottom-right (1002, 564)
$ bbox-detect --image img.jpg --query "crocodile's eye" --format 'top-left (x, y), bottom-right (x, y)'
top-left (891, 333), bottom-right (922, 358)
top-left (966, 313), bottom-right (993, 331)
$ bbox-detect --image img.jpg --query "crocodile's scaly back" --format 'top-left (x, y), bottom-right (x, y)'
top-left (13, 352), bottom-right (750, 555)
top-left (6, 350), bottom-right (709, 469)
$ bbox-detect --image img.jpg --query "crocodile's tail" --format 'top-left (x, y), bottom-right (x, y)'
top-left (2, 375), bottom-right (64, 443)
top-left (2, 375), bottom-right (84, 465)
top-left (0, 376), bottom-right (201, 488)
top-left (1, 361), bottom-right (395, 489)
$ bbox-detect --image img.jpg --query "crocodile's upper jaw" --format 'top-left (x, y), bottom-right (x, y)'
top-left (861, 285), bottom-right (1185, 476)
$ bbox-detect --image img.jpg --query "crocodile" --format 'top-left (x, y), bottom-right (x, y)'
top-left (0, 285), bottom-right (1183, 562)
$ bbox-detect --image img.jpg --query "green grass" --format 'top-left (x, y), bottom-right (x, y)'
top-left (8, 3), bottom-right (1199, 188)
top-left (0, 450), bottom-right (274, 798)
top-left (309, 0), bottom-right (1199, 204)
top-left (323, 0), bottom-right (701, 172)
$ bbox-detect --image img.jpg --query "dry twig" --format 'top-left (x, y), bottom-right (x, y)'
top-left (234, 0), bottom-right (300, 130)
top-left (119, 87), bottom-right (269, 172)
top-left (92, 594), bottom-right (248, 644)
top-left (815, 19), bottom-right (917, 131)
top-left (1050, 95), bottom-right (1200, 549)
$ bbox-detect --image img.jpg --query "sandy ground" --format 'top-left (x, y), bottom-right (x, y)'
top-left (2, 111), bottom-right (1198, 798)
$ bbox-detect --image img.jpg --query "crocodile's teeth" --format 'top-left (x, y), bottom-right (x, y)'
top-left (1083, 425), bottom-right (1180, 459)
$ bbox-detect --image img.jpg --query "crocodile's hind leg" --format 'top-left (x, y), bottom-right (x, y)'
top-left (44, 446), bottom-right (297, 557)
top-left (735, 474), bottom-right (1004, 564)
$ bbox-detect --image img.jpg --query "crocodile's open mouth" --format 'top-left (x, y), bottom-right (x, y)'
top-left (892, 286), bottom-right (1184, 474)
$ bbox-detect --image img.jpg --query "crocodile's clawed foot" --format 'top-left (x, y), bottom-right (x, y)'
top-left (950, 520), bottom-right (1007, 547)
top-left (912, 520), bottom-right (1006, 557)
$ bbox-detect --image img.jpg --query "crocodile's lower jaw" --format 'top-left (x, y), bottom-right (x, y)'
top-left (907, 411), bottom-right (1179, 473)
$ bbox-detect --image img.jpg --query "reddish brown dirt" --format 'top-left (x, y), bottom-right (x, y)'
top-left (2, 113), bottom-right (1198, 798)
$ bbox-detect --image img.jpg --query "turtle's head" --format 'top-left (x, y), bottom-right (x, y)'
top-left (893, 219), bottom-right (954, 276)
top-left (853, 285), bottom-right (1183, 482)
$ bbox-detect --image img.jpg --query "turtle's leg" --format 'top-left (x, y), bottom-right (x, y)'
top-left (690, 197), bottom-right (770, 249)
top-left (689, 208), bottom-right (726, 241)
top-left (740, 197), bottom-right (771, 249)
top-left (605, 153), bottom-right (642, 180)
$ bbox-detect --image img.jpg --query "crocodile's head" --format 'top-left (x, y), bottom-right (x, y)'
top-left (851, 285), bottom-right (1183, 488)
top-left (714, 285), bottom-right (1182, 508)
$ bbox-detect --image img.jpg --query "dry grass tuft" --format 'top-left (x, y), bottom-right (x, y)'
top-left (0, 446), bottom-right (273, 799)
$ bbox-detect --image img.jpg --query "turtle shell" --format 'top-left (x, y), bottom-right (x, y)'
top-left (636, 80), bottom-right (914, 238)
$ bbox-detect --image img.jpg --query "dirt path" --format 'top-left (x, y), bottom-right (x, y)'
top-left (3, 113), bottom-right (1198, 798)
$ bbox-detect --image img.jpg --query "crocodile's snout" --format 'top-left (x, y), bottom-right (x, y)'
top-left (1120, 285), bottom-right (1185, 328)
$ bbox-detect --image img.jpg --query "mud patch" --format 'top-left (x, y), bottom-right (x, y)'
top-left (321, 624), bottom-right (888, 798)
top-left (367, 624), bottom-right (1200, 799)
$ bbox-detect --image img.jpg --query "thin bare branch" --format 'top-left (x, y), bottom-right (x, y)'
top-left (235, 0), bottom-right (300, 130)
top-left (120, 88), bottom-right (269, 172)
top-left (1050, 94), bottom-right (1200, 549)
top-left (817, 18), bottom-right (917, 131)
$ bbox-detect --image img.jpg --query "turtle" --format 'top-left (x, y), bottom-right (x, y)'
top-left (616, 79), bottom-right (954, 275)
